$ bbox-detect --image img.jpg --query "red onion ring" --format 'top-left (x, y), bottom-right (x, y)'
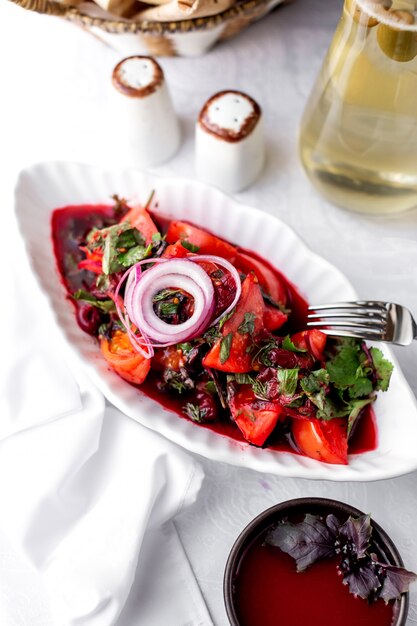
top-left (191, 255), bottom-right (242, 326)
top-left (114, 254), bottom-right (242, 358)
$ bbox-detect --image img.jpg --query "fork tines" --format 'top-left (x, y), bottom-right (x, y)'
top-left (307, 301), bottom-right (388, 341)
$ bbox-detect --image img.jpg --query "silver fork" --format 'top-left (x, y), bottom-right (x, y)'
top-left (307, 301), bottom-right (417, 345)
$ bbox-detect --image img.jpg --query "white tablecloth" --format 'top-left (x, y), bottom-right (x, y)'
top-left (1, 0), bottom-right (417, 623)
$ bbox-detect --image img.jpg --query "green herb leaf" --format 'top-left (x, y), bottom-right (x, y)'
top-left (238, 312), bottom-right (256, 336)
top-left (282, 335), bottom-right (307, 353)
top-left (177, 342), bottom-right (193, 356)
top-left (181, 240), bottom-right (200, 253)
top-left (205, 381), bottom-right (217, 395)
top-left (116, 227), bottom-right (145, 249)
top-left (235, 373), bottom-right (255, 385)
top-left (159, 301), bottom-right (179, 316)
top-left (117, 244), bottom-right (150, 267)
top-left (153, 289), bottom-right (180, 302)
top-left (183, 403), bottom-right (207, 423)
top-left (251, 378), bottom-right (269, 401)
top-left (219, 308), bottom-right (235, 330)
top-left (326, 340), bottom-right (361, 388)
top-left (347, 398), bottom-right (373, 437)
top-left (152, 232), bottom-right (162, 245)
top-left (220, 332), bottom-right (233, 364)
top-left (277, 368), bottom-right (299, 397)
top-left (203, 326), bottom-right (221, 346)
top-left (370, 347), bottom-right (394, 392)
top-left (73, 290), bottom-right (115, 313)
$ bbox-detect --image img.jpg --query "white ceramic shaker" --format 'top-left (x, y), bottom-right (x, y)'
top-left (195, 90), bottom-right (265, 193)
top-left (111, 56), bottom-right (181, 168)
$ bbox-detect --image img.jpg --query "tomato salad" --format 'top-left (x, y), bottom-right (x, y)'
top-left (52, 196), bottom-right (393, 465)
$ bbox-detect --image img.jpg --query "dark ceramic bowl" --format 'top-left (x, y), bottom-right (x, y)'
top-left (224, 497), bottom-right (408, 626)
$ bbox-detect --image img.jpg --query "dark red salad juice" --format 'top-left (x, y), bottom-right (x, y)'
top-left (234, 529), bottom-right (394, 626)
top-left (51, 203), bottom-right (379, 457)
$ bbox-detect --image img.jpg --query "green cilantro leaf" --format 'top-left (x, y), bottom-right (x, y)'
top-left (326, 340), bottom-right (361, 388)
top-left (370, 347), bottom-right (394, 392)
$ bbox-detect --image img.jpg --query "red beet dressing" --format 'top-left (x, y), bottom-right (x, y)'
top-left (51, 203), bottom-right (378, 458)
top-left (234, 530), bottom-right (394, 626)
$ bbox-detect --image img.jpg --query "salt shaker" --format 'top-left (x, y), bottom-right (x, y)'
top-left (111, 56), bottom-right (181, 168)
top-left (195, 90), bottom-right (265, 193)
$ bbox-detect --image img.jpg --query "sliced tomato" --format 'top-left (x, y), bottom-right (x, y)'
top-left (291, 329), bottom-right (327, 361)
top-left (78, 246), bottom-right (103, 274)
top-left (263, 305), bottom-right (287, 332)
top-left (162, 241), bottom-right (190, 259)
top-left (292, 418), bottom-right (348, 465)
top-left (122, 206), bottom-right (159, 244)
top-left (152, 345), bottom-right (186, 372)
top-left (235, 251), bottom-right (287, 306)
top-left (166, 221), bottom-right (237, 260)
top-left (230, 386), bottom-right (283, 446)
top-left (202, 274), bottom-right (265, 373)
top-left (100, 330), bottom-right (151, 385)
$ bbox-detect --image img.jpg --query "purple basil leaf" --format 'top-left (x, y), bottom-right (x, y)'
top-left (265, 514), bottom-right (336, 572)
top-left (379, 564), bottom-right (417, 603)
top-left (341, 560), bottom-right (381, 600)
top-left (338, 514), bottom-right (371, 558)
top-left (326, 514), bottom-right (341, 536)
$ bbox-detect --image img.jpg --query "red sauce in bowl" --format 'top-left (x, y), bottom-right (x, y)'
top-left (234, 533), bottom-right (394, 626)
top-left (225, 499), bottom-right (404, 626)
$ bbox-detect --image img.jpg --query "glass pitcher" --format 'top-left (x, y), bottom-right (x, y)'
top-left (299, 0), bottom-right (417, 214)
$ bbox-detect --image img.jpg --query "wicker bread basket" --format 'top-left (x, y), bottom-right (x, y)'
top-left (9, 0), bottom-right (287, 56)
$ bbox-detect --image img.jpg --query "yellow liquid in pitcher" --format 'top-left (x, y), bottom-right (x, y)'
top-left (299, 0), bottom-right (417, 214)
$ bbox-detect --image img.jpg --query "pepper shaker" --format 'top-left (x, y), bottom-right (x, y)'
top-left (111, 56), bottom-right (181, 168)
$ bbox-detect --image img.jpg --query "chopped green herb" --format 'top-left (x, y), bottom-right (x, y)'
top-left (252, 378), bottom-right (269, 401)
top-left (118, 244), bottom-right (151, 267)
top-left (159, 301), bottom-right (179, 316)
top-left (73, 290), bottom-right (115, 313)
top-left (153, 289), bottom-right (180, 302)
top-left (235, 373), bottom-right (255, 385)
top-left (219, 308), bottom-right (235, 330)
top-left (220, 332), bottom-right (233, 364)
top-left (205, 381), bottom-right (217, 394)
top-left (238, 312), bottom-right (256, 336)
top-left (177, 342), bottom-right (193, 356)
top-left (183, 403), bottom-right (207, 423)
top-left (370, 347), bottom-right (394, 392)
top-left (282, 335), bottom-right (307, 353)
top-left (277, 368), bottom-right (299, 397)
top-left (116, 228), bottom-right (145, 249)
top-left (203, 326), bottom-right (221, 346)
top-left (181, 240), bottom-right (200, 253)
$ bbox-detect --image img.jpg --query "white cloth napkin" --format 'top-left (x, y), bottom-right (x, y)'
top-left (0, 220), bottom-right (213, 626)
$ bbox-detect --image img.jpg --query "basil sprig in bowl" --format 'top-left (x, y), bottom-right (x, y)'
top-left (224, 498), bottom-right (416, 626)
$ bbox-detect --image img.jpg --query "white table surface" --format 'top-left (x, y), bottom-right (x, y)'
top-left (1, 0), bottom-right (417, 624)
